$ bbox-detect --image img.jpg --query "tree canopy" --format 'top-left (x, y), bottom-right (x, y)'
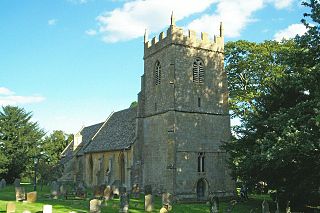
top-left (223, 0), bottom-right (320, 210)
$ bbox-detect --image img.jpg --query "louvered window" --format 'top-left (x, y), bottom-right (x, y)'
top-left (193, 58), bottom-right (204, 83)
top-left (154, 61), bottom-right (161, 85)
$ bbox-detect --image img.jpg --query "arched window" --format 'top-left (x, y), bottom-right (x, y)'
top-left (198, 152), bottom-right (205, 172)
top-left (154, 61), bottom-right (161, 85)
top-left (193, 58), bottom-right (204, 83)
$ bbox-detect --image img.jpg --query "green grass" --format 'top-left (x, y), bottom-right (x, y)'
top-left (0, 184), bottom-right (275, 213)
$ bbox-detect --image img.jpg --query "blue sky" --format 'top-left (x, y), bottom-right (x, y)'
top-left (0, 0), bottom-right (309, 134)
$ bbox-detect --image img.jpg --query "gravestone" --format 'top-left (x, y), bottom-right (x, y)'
top-left (51, 181), bottom-right (59, 199)
top-left (6, 202), bottom-right (16, 213)
top-left (26, 191), bottom-right (37, 203)
top-left (43, 205), bottom-right (53, 213)
top-left (132, 184), bottom-right (140, 199)
top-left (119, 187), bottom-right (129, 213)
top-left (93, 185), bottom-right (104, 198)
top-left (0, 178), bottom-right (6, 189)
top-left (89, 199), bottom-right (101, 213)
top-left (208, 193), bottom-right (219, 213)
top-left (226, 200), bottom-right (237, 212)
top-left (15, 187), bottom-right (26, 201)
top-left (144, 185), bottom-right (153, 212)
top-left (162, 192), bottom-right (172, 206)
top-left (13, 178), bottom-right (20, 187)
top-left (286, 201), bottom-right (291, 213)
top-left (262, 200), bottom-right (270, 213)
top-left (22, 211), bottom-right (31, 213)
top-left (59, 184), bottom-right (66, 196)
top-left (103, 185), bottom-right (113, 201)
top-left (76, 182), bottom-right (86, 198)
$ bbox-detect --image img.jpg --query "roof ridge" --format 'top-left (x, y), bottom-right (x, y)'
top-left (91, 111), bottom-right (114, 141)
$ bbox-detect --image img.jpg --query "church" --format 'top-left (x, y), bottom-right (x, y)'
top-left (60, 15), bottom-right (235, 200)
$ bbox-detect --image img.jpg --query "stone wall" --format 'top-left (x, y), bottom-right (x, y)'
top-left (84, 150), bottom-right (132, 187)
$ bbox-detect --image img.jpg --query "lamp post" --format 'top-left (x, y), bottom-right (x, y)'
top-left (33, 157), bottom-right (39, 191)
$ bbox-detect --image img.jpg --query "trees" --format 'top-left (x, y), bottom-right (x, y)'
top-left (37, 130), bottom-right (73, 183)
top-left (0, 106), bottom-right (45, 183)
top-left (223, 1), bottom-right (320, 210)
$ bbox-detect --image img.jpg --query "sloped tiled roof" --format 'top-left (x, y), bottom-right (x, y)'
top-left (76, 122), bottom-right (104, 156)
top-left (84, 107), bottom-right (137, 153)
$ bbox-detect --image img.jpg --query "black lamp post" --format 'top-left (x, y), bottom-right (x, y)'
top-left (33, 157), bottom-right (39, 191)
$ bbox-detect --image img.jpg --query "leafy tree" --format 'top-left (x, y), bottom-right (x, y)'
top-left (223, 1), bottom-right (320, 210)
top-left (130, 101), bottom-right (138, 108)
top-left (0, 106), bottom-right (45, 183)
top-left (37, 130), bottom-right (73, 183)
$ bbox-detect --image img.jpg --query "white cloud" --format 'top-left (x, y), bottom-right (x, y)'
top-left (96, 0), bottom-right (218, 42)
top-left (274, 23), bottom-right (307, 41)
top-left (48, 19), bottom-right (57, 26)
top-left (85, 29), bottom-right (97, 36)
top-left (270, 0), bottom-right (294, 9)
top-left (93, 0), bottom-right (297, 43)
top-left (0, 87), bottom-right (45, 106)
top-left (188, 0), bottom-right (264, 38)
top-left (67, 0), bottom-right (89, 4)
top-left (0, 87), bottom-right (14, 95)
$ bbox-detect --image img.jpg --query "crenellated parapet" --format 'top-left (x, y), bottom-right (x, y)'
top-left (144, 15), bottom-right (224, 58)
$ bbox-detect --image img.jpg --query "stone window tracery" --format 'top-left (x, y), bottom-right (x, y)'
top-left (193, 58), bottom-right (204, 83)
top-left (154, 61), bottom-right (161, 85)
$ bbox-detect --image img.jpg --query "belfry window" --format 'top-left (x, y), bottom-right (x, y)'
top-left (198, 152), bottom-right (205, 172)
top-left (154, 61), bottom-right (161, 85)
top-left (193, 58), bottom-right (204, 83)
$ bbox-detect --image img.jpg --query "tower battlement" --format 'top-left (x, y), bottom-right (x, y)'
top-left (144, 15), bottom-right (224, 58)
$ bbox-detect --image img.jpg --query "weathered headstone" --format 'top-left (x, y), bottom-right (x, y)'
top-left (13, 178), bottom-right (20, 187)
top-left (262, 200), bottom-right (270, 213)
top-left (6, 202), bottom-right (16, 213)
top-left (132, 184), bottom-right (140, 199)
top-left (104, 185), bottom-right (113, 201)
top-left (50, 181), bottom-right (59, 199)
top-left (89, 199), bottom-right (101, 213)
top-left (162, 192), bottom-right (172, 206)
top-left (26, 191), bottom-right (37, 203)
top-left (119, 187), bottom-right (129, 213)
top-left (15, 187), bottom-right (26, 201)
top-left (160, 204), bottom-right (169, 213)
top-left (93, 185), bottom-right (104, 198)
top-left (43, 205), bottom-right (53, 213)
top-left (144, 185), bottom-right (153, 212)
top-left (226, 200), bottom-right (237, 212)
top-left (286, 201), bottom-right (291, 213)
top-left (208, 193), bottom-right (219, 213)
top-left (59, 184), bottom-right (66, 196)
top-left (0, 178), bottom-right (6, 189)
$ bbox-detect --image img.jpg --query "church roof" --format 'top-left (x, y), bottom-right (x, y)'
top-left (84, 107), bottom-right (137, 153)
top-left (76, 122), bottom-right (104, 156)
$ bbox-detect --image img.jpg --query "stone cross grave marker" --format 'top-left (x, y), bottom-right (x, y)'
top-left (144, 185), bottom-right (154, 212)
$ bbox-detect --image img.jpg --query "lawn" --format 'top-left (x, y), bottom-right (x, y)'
top-left (0, 184), bottom-right (274, 213)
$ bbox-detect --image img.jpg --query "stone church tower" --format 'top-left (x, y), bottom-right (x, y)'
top-left (134, 15), bottom-right (235, 199)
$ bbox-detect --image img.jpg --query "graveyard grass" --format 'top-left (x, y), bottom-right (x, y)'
top-left (0, 184), bottom-right (274, 213)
